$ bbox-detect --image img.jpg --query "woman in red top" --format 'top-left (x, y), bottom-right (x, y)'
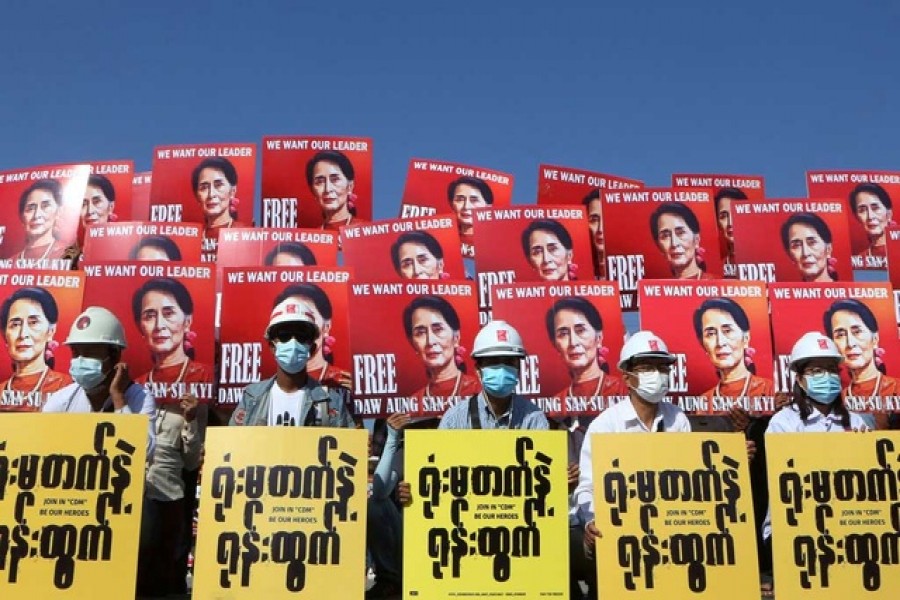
top-left (306, 150), bottom-right (362, 231)
top-left (0, 287), bottom-right (71, 411)
top-left (193, 157), bottom-right (249, 256)
top-left (132, 278), bottom-right (213, 400)
top-left (403, 296), bottom-right (480, 402)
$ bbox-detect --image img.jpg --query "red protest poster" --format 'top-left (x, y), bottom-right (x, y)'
top-left (81, 261), bottom-right (216, 403)
top-left (0, 270), bottom-right (84, 411)
top-left (537, 164), bottom-right (643, 279)
top-left (131, 171), bottom-right (152, 221)
top-left (215, 228), bottom-right (340, 292)
top-left (399, 158), bottom-right (514, 258)
top-left (639, 279), bottom-right (775, 415)
top-left (342, 216), bottom-right (465, 281)
top-left (602, 188), bottom-right (723, 312)
top-left (218, 267), bottom-right (352, 409)
top-left (471, 206), bottom-right (594, 325)
top-left (348, 280), bottom-right (479, 418)
top-left (260, 135), bottom-right (373, 230)
top-left (80, 160), bottom-right (134, 237)
top-left (82, 222), bottom-right (203, 263)
top-left (887, 230), bottom-right (900, 306)
top-left (672, 173), bottom-right (765, 277)
top-left (807, 171), bottom-right (900, 270)
top-left (769, 283), bottom-right (900, 410)
top-left (491, 281), bottom-right (627, 417)
top-left (0, 163), bottom-right (90, 270)
top-left (731, 198), bottom-right (854, 284)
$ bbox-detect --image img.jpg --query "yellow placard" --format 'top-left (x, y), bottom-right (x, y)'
top-left (593, 432), bottom-right (758, 599)
top-left (766, 432), bottom-right (900, 598)
top-left (0, 413), bottom-right (147, 598)
top-left (404, 430), bottom-right (569, 599)
top-left (193, 426), bottom-right (368, 599)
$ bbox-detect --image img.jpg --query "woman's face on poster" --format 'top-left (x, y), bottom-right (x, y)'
top-left (311, 160), bottom-right (353, 213)
top-left (716, 198), bottom-right (734, 244)
top-left (21, 189), bottom-right (59, 239)
top-left (195, 167), bottom-right (235, 219)
top-left (700, 308), bottom-right (747, 371)
top-left (4, 298), bottom-right (53, 365)
top-left (409, 307), bottom-right (457, 371)
top-left (528, 229), bottom-right (571, 281)
top-left (140, 291), bottom-right (191, 356)
top-left (398, 242), bottom-right (442, 279)
top-left (586, 199), bottom-right (604, 252)
top-left (450, 184), bottom-right (487, 227)
top-left (553, 308), bottom-right (600, 371)
top-left (271, 252), bottom-right (306, 266)
top-left (655, 213), bottom-right (698, 270)
top-left (81, 184), bottom-right (114, 227)
top-left (830, 309), bottom-right (877, 371)
top-left (787, 223), bottom-right (831, 280)
top-left (854, 192), bottom-right (892, 239)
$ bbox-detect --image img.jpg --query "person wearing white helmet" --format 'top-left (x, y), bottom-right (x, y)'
top-left (228, 298), bottom-right (355, 427)
top-left (758, 331), bottom-right (869, 597)
top-left (570, 330), bottom-right (690, 597)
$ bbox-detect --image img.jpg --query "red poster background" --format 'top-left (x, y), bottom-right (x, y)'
top-left (602, 188), bottom-right (723, 312)
top-left (0, 164), bottom-right (90, 269)
top-left (342, 216), bottom-right (465, 281)
top-left (537, 164), bottom-right (643, 204)
top-left (132, 171), bottom-right (152, 221)
top-left (218, 267), bottom-right (352, 409)
top-left (769, 282), bottom-right (900, 401)
top-left (81, 261), bottom-right (216, 402)
top-left (731, 198), bottom-right (854, 284)
top-left (807, 171), bottom-right (900, 269)
top-left (82, 222), bottom-right (203, 263)
top-left (260, 135), bottom-right (373, 228)
top-left (639, 279), bottom-right (774, 415)
top-left (887, 229), bottom-right (900, 297)
top-left (0, 270), bottom-right (85, 411)
top-left (149, 142), bottom-right (256, 226)
top-left (348, 280), bottom-right (479, 418)
top-left (492, 281), bottom-right (626, 417)
top-left (471, 206), bottom-right (594, 321)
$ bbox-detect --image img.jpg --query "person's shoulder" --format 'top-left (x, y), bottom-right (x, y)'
top-left (847, 410), bottom-right (869, 430)
top-left (43, 382), bottom-right (80, 412)
top-left (662, 401), bottom-right (691, 429)
top-left (438, 397), bottom-right (471, 428)
top-left (766, 405), bottom-right (800, 433)
top-left (244, 377), bottom-right (275, 398)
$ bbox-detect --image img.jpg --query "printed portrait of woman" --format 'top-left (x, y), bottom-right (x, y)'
top-left (10, 179), bottom-right (70, 262)
top-left (823, 298), bottom-right (897, 429)
top-left (780, 212), bottom-right (838, 282)
top-left (82, 174), bottom-right (117, 229)
top-left (582, 189), bottom-right (606, 278)
top-left (390, 231), bottom-right (447, 280)
top-left (0, 287), bottom-right (72, 410)
top-left (128, 235), bottom-right (182, 261)
top-left (521, 219), bottom-right (577, 281)
top-left (264, 242), bottom-right (318, 266)
top-left (848, 183), bottom-right (893, 260)
top-left (192, 157), bottom-right (248, 236)
top-left (132, 278), bottom-right (213, 389)
top-left (692, 297), bottom-right (773, 400)
top-left (402, 295), bottom-right (480, 401)
top-left (545, 296), bottom-right (626, 401)
top-left (713, 187), bottom-right (747, 266)
top-left (447, 176), bottom-right (493, 243)
top-left (649, 201), bottom-right (714, 280)
top-left (306, 150), bottom-right (360, 231)
top-left (273, 283), bottom-right (350, 389)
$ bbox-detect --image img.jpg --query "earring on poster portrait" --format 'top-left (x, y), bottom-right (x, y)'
top-left (323, 335), bottom-right (336, 357)
top-left (890, 220), bottom-right (898, 228)
top-left (743, 346), bottom-right (757, 367)
top-left (440, 271), bottom-right (450, 280)
top-left (597, 346), bottom-right (610, 367)
top-left (348, 193), bottom-right (358, 212)
top-left (827, 256), bottom-right (838, 278)
top-left (45, 340), bottom-right (59, 362)
top-left (876, 347), bottom-right (886, 368)
top-left (567, 263), bottom-right (579, 280)
top-left (108, 212), bottom-right (118, 222)
top-left (229, 197), bottom-right (241, 217)
top-left (184, 330), bottom-right (198, 351)
top-left (455, 345), bottom-right (467, 367)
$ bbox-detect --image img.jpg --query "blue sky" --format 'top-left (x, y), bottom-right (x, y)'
top-left (1, 0), bottom-right (898, 222)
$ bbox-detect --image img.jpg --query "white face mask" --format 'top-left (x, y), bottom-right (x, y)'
top-left (628, 371), bottom-right (669, 404)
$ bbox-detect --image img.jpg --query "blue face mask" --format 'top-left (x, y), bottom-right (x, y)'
top-left (69, 356), bottom-right (107, 391)
top-left (803, 372), bottom-right (842, 404)
top-left (480, 364), bottom-right (519, 398)
top-left (275, 340), bottom-right (311, 374)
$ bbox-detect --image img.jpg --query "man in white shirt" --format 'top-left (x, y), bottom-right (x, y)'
top-left (570, 330), bottom-right (690, 597)
top-left (229, 298), bottom-right (354, 428)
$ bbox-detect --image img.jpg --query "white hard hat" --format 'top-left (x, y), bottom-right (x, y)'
top-left (65, 306), bottom-right (127, 348)
top-left (265, 298), bottom-right (319, 340)
top-left (789, 331), bottom-right (842, 371)
top-left (471, 320), bottom-right (526, 359)
top-left (618, 330), bottom-right (675, 370)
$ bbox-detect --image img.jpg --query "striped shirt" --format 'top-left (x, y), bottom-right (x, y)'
top-left (438, 393), bottom-right (549, 430)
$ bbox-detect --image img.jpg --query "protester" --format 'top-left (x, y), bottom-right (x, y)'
top-left (228, 298), bottom-right (355, 427)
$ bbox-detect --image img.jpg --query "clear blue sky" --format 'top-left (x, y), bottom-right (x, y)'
top-left (1, 0), bottom-right (898, 221)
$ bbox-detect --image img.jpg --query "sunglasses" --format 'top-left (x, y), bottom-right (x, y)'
top-left (270, 328), bottom-right (315, 345)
